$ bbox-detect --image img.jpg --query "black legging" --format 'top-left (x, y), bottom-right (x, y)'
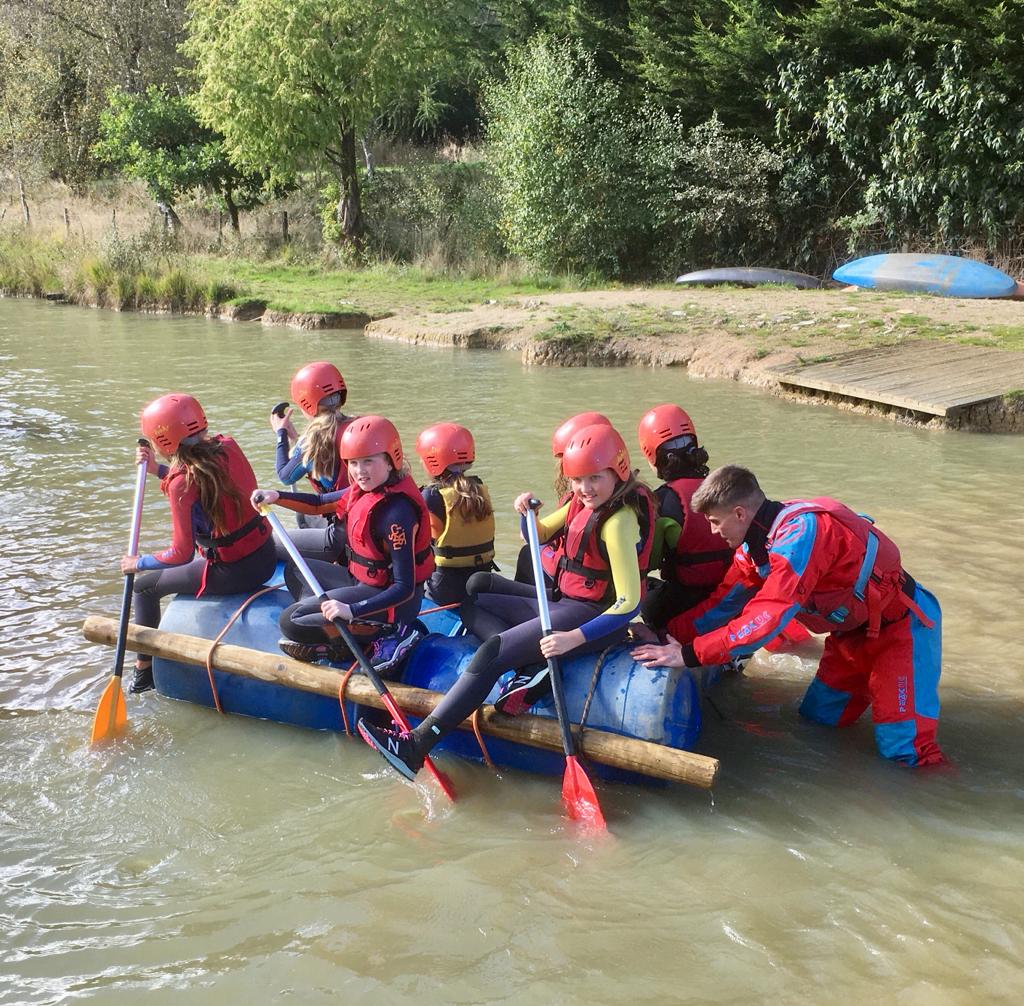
top-left (131, 538), bottom-right (277, 660)
top-left (420, 572), bottom-right (627, 742)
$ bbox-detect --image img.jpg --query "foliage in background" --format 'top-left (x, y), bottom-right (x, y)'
top-left (337, 161), bottom-right (506, 270)
top-left (669, 115), bottom-right (791, 269)
top-left (93, 87), bottom-right (275, 233)
top-left (772, 0), bottom-right (1024, 252)
top-left (185, 0), bottom-right (476, 248)
top-left (483, 35), bottom-right (683, 277)
top-left (0, 0), bottom-right (188, 187)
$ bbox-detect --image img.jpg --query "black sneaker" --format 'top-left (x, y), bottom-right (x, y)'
top-left (128, 663), bottom-right (154, 694)
top-left (368, 625), bottom-right (423, 674)
top-left (357, 719), bottom-right (424, 781)
top-left (493, 664), bottom-right (551, 717)
top-left (278, 637), bottom-right (350, 666)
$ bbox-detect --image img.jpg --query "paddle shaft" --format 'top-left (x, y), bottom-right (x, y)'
top-left (524, 504), bottom-right (578, 758)
top-left (112, 441), bottom-right (150, 681)
top-left (259, 505), bottom-right (455, 802)
top-left (259, 507), bottom-right (401, 705)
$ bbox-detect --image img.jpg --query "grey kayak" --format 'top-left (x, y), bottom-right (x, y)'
top-left (675, 268), bottom-right (826, 289)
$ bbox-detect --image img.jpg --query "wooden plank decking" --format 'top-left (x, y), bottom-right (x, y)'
top-left (770, 342), bottom-right (1024, 417)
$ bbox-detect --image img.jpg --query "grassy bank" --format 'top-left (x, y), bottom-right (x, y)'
top-left (533, 296), bottom-right (1024, 357)
top-left (2, 232), bottom-right (1022, 362)
top-left (0, 232), bottom-right (582, 317)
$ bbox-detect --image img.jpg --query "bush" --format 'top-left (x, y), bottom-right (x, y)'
top-left (483, 35), bottom-right (683, 278)
top-left (319, 161), bottom-right (505, 271)
top-left (669, 115), bottom-right (792, 271)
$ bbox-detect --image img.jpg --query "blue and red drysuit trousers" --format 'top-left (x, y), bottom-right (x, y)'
top-left (798, 583), bottom-right (944, 767)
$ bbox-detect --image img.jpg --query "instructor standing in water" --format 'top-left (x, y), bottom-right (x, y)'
top-left (632, 465), bottom-right (944, 768)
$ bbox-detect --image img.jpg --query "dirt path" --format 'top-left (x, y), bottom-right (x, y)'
top-left (365, 286), bottom-right (1024, 431)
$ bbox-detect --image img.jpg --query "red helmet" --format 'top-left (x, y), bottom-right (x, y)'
top-left (340, 415), bottom-right (402, 469)
top-left (551, 411), bottom-right (612, 457)
top-left (290, 361), bottom-right (347, 416)
top-left (140, 394), bottom-right (207, 456)
top-left (416, 422), bottom-right (475, 477)
top-left (561, 423), bottom-right (632, 481)
top-left (637, 404), bottom-right (697, 464)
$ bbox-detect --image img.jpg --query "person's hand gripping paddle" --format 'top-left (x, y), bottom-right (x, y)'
top-left (524, 500), bottom-right (607, 831)
top-left (91, 439), bottom-right (149, 744)
top-left (257, 501), bottom-right (456, 802)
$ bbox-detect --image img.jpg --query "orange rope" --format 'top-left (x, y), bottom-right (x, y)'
top-left (204, 584), bottom-right (282, 715)
top-left (337, 661), bottom-right (358, 735)
top-left (418, 602), bottom-right (462, 616)
top-left (471, 708), bottom-right (496, 770)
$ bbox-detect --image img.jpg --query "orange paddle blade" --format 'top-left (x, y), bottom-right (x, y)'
top-left (91, 677), bottom-right (128, 744)
top-left (562, 756), bottom-right (606, 832)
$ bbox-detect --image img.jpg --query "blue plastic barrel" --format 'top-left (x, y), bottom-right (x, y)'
top-left (153, 587), bottom-right (702, 783)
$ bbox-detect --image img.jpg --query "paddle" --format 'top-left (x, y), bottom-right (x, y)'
top-left (524, 501), bottom-right (607, 831)
top-left (257, 502), bottom-right (456, 802)
top-left (91, 438), bottom-right (150, 744)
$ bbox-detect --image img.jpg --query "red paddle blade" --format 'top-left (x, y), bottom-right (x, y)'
top-left (379, 694), bottom-right (457, 803)
top-left (423, 757), bottom-right (457, 802)
top-left (562, 756), bottom-right (606, 832)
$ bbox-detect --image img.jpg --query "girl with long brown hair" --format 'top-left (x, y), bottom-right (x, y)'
top-left (120, 393), bottom-right (276, 693)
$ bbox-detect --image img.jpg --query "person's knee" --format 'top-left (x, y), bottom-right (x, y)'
top-left (464, 635), bottom-right (502, 677)
top-left (466, 571), bottom-right (492, 597)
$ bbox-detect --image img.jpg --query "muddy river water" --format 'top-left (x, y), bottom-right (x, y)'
top-left (1, 298), bottom-right (1022, 1004)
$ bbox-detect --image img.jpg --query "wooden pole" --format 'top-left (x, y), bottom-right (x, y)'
top-left (82, 615), bottom-right (719, 790)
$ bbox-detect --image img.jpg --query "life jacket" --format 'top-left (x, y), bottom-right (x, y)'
top-left (543, 486), bottom-right (656, 603)
top-left (539, 491), bottom-right (576, 581)
top-left (163, 436), bottom-right (270, 592)
top-left (340, 472), bottom-right (434, 587)
top-left (305, 416), bottom-right (353, 495)
top-left (433, 478), bottom-right (496, 569)
top-left (661, 477), bottom-right (733, 588)
top-left (765, 498), bottom-right (932, 638)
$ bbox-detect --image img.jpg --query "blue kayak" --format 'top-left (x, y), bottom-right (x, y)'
top-left (151, 588), bottom-right (705, 785)
top-left (833, 253), bottom-right (1017, 298)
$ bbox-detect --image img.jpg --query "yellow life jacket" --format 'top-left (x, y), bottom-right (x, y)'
top-left (434, 478), bottom-right (496, 568)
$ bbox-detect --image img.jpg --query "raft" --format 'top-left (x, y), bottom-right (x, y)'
top-left (87, 587), bottom-right (717, 788)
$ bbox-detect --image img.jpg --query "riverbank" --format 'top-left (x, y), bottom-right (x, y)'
top-left (3, 238), bottom-right (1023, 430)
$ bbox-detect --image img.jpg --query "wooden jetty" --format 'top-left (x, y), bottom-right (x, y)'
top-left (771, 341), bottom-right (1024, 417)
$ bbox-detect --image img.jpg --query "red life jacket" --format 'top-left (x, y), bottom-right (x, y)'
top-left (661, 477), bottom-right (733, 588)
top-left (163, 435), bottom-right (270, 567)
top-left (340, 473), bottom-right (434, 587)
top-left (304, 416), bottom-right (353, 494)
top-left (540, 492), bottom-right (582, 581)
top-left (543, 486), bottom-right (656, 603)
top-left (768, 498), bottom-right (930, 638)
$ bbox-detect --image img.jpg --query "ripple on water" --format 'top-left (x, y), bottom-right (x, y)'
top-left (2, 298), bottom-right (1024, 1004)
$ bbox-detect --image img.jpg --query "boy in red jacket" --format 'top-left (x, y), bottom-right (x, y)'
top-left (631, 465), bottom-right (944, 767)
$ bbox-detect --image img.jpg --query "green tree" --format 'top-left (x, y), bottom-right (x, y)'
top-left (93, 86), bottom-right (272, 233)
top-left (773, 0), bottom-right (1024, 249)
top-left (0, 0), bottom-right (188, 184)
top-left (185, 0), bottom-right (474, 247)
top-left (484, 35), bottom-right (682, 276)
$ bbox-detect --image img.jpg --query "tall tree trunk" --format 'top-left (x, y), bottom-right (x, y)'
top-left (156, 201), bottom-right (181, 234)
top-left (335, 127), bottom-right (362, 247)
top-left (17, 171), bottom-right (30, 226)
top-left (224, 190), bottom-right (240, 233)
